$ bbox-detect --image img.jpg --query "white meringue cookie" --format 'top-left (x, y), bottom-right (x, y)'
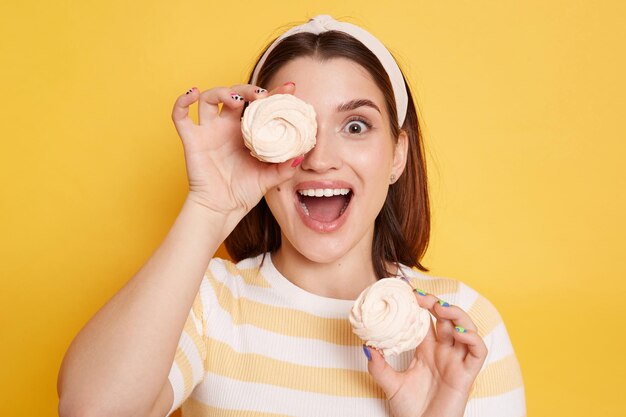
top-left (349, 278), bottom-right (431, 356)
top-left (241, 94), bottom-right (317, 163)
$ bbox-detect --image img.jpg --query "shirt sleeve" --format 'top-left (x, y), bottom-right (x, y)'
top-left (462, 284), bottom-right (527, 417)
top-left (165, 276), bottom-right (211, 416)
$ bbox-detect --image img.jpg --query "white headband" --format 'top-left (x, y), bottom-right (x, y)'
top-left (250, 15), bottom-right (408, 127)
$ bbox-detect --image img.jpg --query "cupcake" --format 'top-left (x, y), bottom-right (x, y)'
top-left (349, 278), bottom-right (431, 356)
top-left (241, 94), bottom-right (317, 163)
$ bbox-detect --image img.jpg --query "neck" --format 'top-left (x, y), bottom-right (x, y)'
top-left (271, 238), bottom-right (381, 300)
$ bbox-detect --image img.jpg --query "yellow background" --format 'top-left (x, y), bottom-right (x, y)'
top-left (1, 1), bottom-right (624, 416)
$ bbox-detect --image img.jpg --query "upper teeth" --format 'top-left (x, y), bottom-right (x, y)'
top-left (298, 188), bottom-right (351, 197)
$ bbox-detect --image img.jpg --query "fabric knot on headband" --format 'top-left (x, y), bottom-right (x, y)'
top-left (302, 14), bottom-right (335, 32)
top-left (251, 15), bottom-right (409, 127)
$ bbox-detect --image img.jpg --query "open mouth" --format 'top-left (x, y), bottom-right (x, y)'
top-left (296, 188), bottom-right (353, 223)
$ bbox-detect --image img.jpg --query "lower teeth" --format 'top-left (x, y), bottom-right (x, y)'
top-left (300, 200), bottom-right (350, 218)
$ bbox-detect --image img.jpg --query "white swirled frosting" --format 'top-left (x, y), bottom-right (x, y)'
top-left (241, 94), bottom-right (317, 163)
top-left (349, 278), bottom-right (431, 356)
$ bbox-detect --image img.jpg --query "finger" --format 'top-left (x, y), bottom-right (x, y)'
top-left (435, 301), bottom-right (478, 347)
top-left (451, 328), bottom-right (488, 371)
top-left (413, 291), bottom-right (455, 346)
top-left (230, 84), bottom-right (269, 100)
top-left (435, 314), bottom-right (455, 347)
top-left (363, 345), bottom-right (401, 399)
top-left (268, 81), bottom-right (296, 96)
top-left (197, 87), bottom-right (245, 125)
top-left (418, 310), bottom-right (437, 346)
top-left (431, 301), bottom-right (480, 360)
top-left (413, 290), bottom-right (439, 311)
top-left (409, 288), bottom-right (437, 347)
top-left (257, 156), bottom-right (304, 194)
top-left (433, 302), bottom-right (478, 333)
top-left (412, 312), bottom-right (437, 364)
top-left (220, 84), bottom-right (269, 120)
top-left (172, 87), bottom-right (200, 132)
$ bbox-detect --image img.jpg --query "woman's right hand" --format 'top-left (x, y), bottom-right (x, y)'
top-left (171, 83), bottom-right (300, 219)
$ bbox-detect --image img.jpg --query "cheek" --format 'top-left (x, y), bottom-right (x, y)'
top-left (264, 188), bottom-right (291, 220)
top-left (350, 141), bottom-right (395, 173)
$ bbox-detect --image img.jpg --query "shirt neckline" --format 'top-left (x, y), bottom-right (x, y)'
top-left (258, 252), bottom-right (357, 316)
top-left (257, 252), bottom-right (412, 317)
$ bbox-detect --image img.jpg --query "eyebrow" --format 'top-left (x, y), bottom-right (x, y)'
top-left (336, 99), bottom-right (381, 115)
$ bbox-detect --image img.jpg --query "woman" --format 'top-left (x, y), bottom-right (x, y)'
top-left (57, 15), bottom-right (525, 417)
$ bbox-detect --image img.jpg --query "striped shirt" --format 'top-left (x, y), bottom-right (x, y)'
top-left (167, 254), bottom-right (526, 416)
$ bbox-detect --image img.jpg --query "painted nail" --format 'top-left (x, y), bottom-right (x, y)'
top-left (255, 88), bottom-right (267, 94)
top-left (438, 299), bottom-right (450, 307)
top-left (415, 288), bottom-right (427, 296)
top-left (362, 345), bottom-right (372, 362)
top-left (291, 156), bottom-right (304, 167)
top-left (230, 93), bottom-right (244, 101)
top-left (455, 326), bottom-right (467, 333)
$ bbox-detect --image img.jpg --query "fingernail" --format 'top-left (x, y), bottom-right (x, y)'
top-left (438, 299), bottom-right (450, 307)
top-left (284, 81), bottom-right (295, 87)
top-left (255, 88), bottom-right (267, 94)
top-left (362, 345), bottom-right (372, 362)
top-left (415, 288), bottom-right (427, 296)
top-left (455, 326), bottom-right (467, 333)
top-left (230, 93), bottom-right (244, 101)
top-left (291, 156), bottom-right (304, 167)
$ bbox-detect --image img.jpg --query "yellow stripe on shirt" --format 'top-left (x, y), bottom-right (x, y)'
top-left (468, 295), bottom-right (503, 337)
top-left (205, 272), bottom-right (361, 346)
top-left (182, 397), bottom-right (293, 417)
top-left (470, 354), bottom-right (524, 398)
top-left (406, 274), bottom-right (460, 297)
top-left (205, 338), bottom-right (385, 398)
top-left (222, 260), bottom-right (272, 288)
top-left (174, 346), bottom-right (194, 397)
top-left (191, 292), bottom-right (205, 327)
top-left (183, 313), bottom-right (206, 363)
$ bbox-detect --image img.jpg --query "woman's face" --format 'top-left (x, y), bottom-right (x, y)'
top-left (264, 56), bottom-right (407, 264)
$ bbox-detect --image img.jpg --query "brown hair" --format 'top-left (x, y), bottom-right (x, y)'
top-left (224, 30), bottom-right (430, 277)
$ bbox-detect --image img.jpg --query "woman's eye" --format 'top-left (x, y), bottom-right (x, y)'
top-left (343, 119), bottom-right (370, 135)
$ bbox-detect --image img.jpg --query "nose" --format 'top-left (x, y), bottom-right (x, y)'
top-left (299, 126), bottom-right (342, 173)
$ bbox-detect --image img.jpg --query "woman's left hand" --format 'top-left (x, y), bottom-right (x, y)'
top-left (365, 292), bottom-right (488, 417)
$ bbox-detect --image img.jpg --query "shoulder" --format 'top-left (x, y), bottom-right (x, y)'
top-left (400, 267), bottom-right (526, 408)
top-left (204, 254), bottom-right (273, 289)
top-left (207, 254), bottom-right (262, 274)
top-left (399, 267), bottom-right (499, 330)
top-left (206, 254), bottom-right (263, 278)
top-left (399, 266), bottom-right (503, 339)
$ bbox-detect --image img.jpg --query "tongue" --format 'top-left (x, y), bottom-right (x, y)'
top-left (301, 195), bottom-right (347, 222)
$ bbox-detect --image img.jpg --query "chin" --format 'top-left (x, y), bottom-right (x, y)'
top-left (290, 239), bottom-right (351, 264)
top-left (280, 221), bottom-right (374, 266)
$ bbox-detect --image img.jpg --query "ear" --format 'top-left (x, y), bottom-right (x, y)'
top-left (391, 130), bottom-right (409, 182)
